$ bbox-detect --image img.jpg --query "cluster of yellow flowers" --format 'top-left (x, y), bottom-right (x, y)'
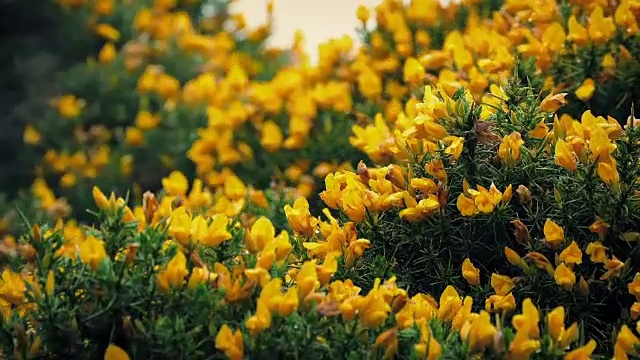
top-left (5, 182), bottom-right (633, 360)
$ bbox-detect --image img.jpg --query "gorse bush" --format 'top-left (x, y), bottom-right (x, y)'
top-left (0, 0), bottom-right (640, 358)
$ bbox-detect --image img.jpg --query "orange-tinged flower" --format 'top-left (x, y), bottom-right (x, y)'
top-left (589, 217), bottom-right (610, 240)
top-left (567, 15), bottom-right (589, 45)
top-left (614, 325), bottom-right (639, 358)
top-left (96, 23), bottom-right (120, 41)
top-left (629, 273), bottom-right (640, 300)
top-left (104, 344), bottom-right (130, 360)
top-left (462, 258), bottom-right (480, 285)
top-left (0, 269), bottom-right (26, 305)
top-left (565, 339), bottom-right (596, 359)
top-left (600, 256), bottom-right (624, 280)
top-left (585, 241), bottom-right (608, 263)
top-left (540, 93), bottom-right (568, 113)
top-left (554, 263), bottom-right (576, 291)
top-left (529, 119), bottom-right (549, 139)
top-left (558, 241), bottom-right (582, 265)
top-left (215, 324), bottom-right (244, 360)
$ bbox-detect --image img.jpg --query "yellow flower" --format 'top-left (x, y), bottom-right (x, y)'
top-left (162, 171), bottom-right (188, 197)
top-left (98, 42), bottom-right (117, 64)
top-left (509, 323), bottom-right (541, 359)
top-left (456, 193), bottom-right (477, 216)
top-left (79, 236), bottom-right (108, 270)
top-left (56, 94), bottom-right (84, 118)
top-left (554, 139), bottom-right (577, 172)
top-left (104, 344), bottom-right (130, 360)
top-left (168, 207), bottom-right (192, 246)
top-left (23, 125), bottom-right (41, 145)
top-left (614, 325), bottom-right (639, 359)
top-left (631, 302), bottom-right (640, 321)
top-left (628, 273), bottom-right (640, 300)
top-left (45, 270), bottom-right (55, 298)
top-left (356, 4), bottom-right (370, 23)
top-left (0, 269), bottom-right (26, 305)
top-left (547, 306), bottom-right (579, 348)
top-left (589, 217), bottom-right (610, 240)
top-left (498, 132), bottom-right (525, 164)
top-left (284, 197), bottom-right (319, 237)
top-left (565, 339), bottom-right (596, 360)
top-left (558, 241), bottom-right (582, 265)
top-left (342, 186), bottom-right (366, 223)
top-left (575, 78), bottom-right (596, 102)
top-left (512, 298), bottom-right (540, 339)
top-left (260, 120), bottom-right (283, 152)
top-left (95, 23), bottom-right (120, 41)
top-left (567, 15), bottom-right (589, 45)
top-left (540, 92), bottom-right (568, 113)
top-left (346, 239), bottom-right (371, 268)
top-left (444, 136), bottom-right (464, 161)
top-left (588, 6), bottom-right (616, 44)
top-left (504, 247), bottom-right (531, 272)
top-left (463, 310), bottom-right (496, 352)
top-left (192, 214), bottom-right (232, 247)
top-left (597, 158), bottom-right (620, 189)
top-left (554, 263), bottom-right (576, 291)
top-left (485, 292), bottom-right (516, 313)
top-left (156, 251), bottom-right (188, 293)
top-left (600, 256), bottom-right (624, 280)
top-left (543, 218), bottom-right (564, 247)
top-left (585, 241), bottom-right (608, 263)
top-left (246, 217), bottom-right (275, 253)
top-left (491, 273), bottom-right (515, 296)
top-left (437, 285), bottom-right (462, 321)
top-left (462, 258), bottom-right (480, 286)
top-left (135, 111), bottom-right (160, 130)
top-left (529, 119), bottom-right (549, 139)
top-left (415, 321), bottom-right (442, 360)
top-left (317, 255), bottom-right (338, 286)
top-left (296, 261), bottom-right (320, 298)
top-left (215, 324), bottom-right (244, 360)
top-left (403, 57), bottom-right (426, 86)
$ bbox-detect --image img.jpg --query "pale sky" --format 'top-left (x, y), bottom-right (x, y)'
top-left (231, 0), bottom-right (399, 62)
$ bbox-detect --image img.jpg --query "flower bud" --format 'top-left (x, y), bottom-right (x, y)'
top-left (510, 219), bottom-right (530, 244)
top-left (516, 185), bottom-right (531, 208)
top-left (30, 224), bottom-right (42, 242)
